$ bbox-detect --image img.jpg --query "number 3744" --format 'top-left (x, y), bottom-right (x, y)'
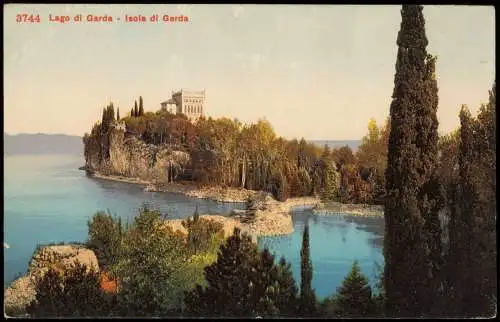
top-left (16, 14), bottom-right (41, 23)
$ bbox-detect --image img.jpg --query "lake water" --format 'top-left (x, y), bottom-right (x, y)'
top-left (3, 154), bottom-right (384, 298)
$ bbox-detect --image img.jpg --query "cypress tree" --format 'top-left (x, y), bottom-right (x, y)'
top-left (447, 105), bottom-right (475, 317)
top-left (108, 103), bottom-right (115, 122)
top-left (117, 108), bottom-right (120, 121)
top-left (130, 108), bottom-right (134, 118)
top-left (134, 101), bottom-right (139, 117)
top-left (299, 223), bottom-right (316, 316)
top-left (139, 96), bottom-right (145, 116)
top-left (448, 85), bottom-right (497, 317)
top-left (419, 52), bottom-right (445, 315)
top-left (101, 107), bottom-right (107, 125)
top-left (384, 5), bottom-right (441, 317)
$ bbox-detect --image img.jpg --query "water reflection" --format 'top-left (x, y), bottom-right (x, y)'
top-left (258, 209), bottom-right (384, 299)
top-left (90, 176), bottom-right (246, 220)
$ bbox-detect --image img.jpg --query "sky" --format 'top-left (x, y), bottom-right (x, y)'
top-left (3, 4), bottom-right (495, 140)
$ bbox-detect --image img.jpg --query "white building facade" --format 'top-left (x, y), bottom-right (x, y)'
top-left (161, 89), bottom-right (205, 120)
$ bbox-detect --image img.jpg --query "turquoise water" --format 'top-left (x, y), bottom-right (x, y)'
top-left (3, 154), bottom-right (384, 298)
top-left (258, 210), bottom-right (384, 298)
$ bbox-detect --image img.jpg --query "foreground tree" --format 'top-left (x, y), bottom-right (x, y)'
top-left (299, 223), bottom-right (316, 316)
top-left (87, 211), bottom-right (123, 270)
top-left (333, 261), bottom-right (374, 318)
top-left (26, 262), bottom-right (113, 317)
top-left (447, 83), bottom-right (496, 317)
top-left (112, 207), bottom-right (188, 316)
top-left (272, 257), bottom-right (299, 316)
top-left (184, 228), bottom-right (297, 317)
top-left (384, 5), bottom-right (442, 317)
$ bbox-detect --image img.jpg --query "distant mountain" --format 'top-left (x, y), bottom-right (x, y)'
top-left (309, 140), bottom-right (362, 152)
top-left (4, 133), bottom-right (83, 155)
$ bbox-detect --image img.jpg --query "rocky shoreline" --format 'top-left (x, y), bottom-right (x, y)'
top-left (90, 171), bottom-right (254, 204)
top-left (313, 201), bottom-right (384, 217)
top-left (162, 194), bottom-right (322, 241)
top-left (85, 170), bottom-right (384, 237)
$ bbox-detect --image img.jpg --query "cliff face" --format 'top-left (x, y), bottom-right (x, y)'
top-left (84, 125), bottom-right (191, 183)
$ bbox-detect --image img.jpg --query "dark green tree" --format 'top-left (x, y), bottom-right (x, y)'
top-left (184, 228), bottom-right (298, 317)
top-left (116, 107), bottom-right (120, 121)
top-left (384, 5), bottom-right (441, 317)
top-left (87, 211), bottom-right (123, 270)
top-left (139, 96), bottom-right (145, 116)
top-left (419, 54), bottom-right (445, 314)
top-left (107, 103), bottom-right (115, 123)
top-left (447, 84), bottom-right (496, 317)
top-left (26, 262), bottom-right (113, 317)
top-left (299, 223), bottom-right (316, 316)
top-left (101, 107), bottom-right (107, 132)
top-left (272, 257), bottom-right (299, 316)
top-left (333, 261), bottom-right (374, 318)
top-left (134, 100), bottom-right (139, 117)
top-left (184, 227), bottom-right (261, 317)
top-left (130, 108), bottom-right (134, 117)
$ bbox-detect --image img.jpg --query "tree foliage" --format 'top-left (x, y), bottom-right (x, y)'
top-left (184, 228), bottom-right (298, 317)
top-left (299, 224), bottom-right (316, 316)
top-left (26, 262), bottom-right (113, 317)
top-left (384, 5), bottom-right (442, 317)
top-left (446, 83), bottom-right (496, 318)
top-left (139, 96), bottom-right (145, 116)
top-left (87, 211), bottom-right (123, 270)
top-left (85, 101), bottom-right (389, 204)
top-left (111, 207), bottom-right (189, 316)
top-left (333, 261), bottom-right (374, 318)
top-left (182, 209), bottom-right (225, 255)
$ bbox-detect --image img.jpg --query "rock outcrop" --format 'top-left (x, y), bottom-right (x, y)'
top-left (162, 194), bottom-right (320, 243)
top-left (4, 244), bottom-right (99, 317)
top-left (28, 245), bottom-right (99, 277)
top-left (84, 125), bottom-right (190, 183)
top-left (185, 185), bottom-right (257, 203)
top-left (163, 215), bottom-right (244, 239)
top-left (313, 201), bottom-right (384, 217)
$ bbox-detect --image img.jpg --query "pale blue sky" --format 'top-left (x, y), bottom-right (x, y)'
top-left (4, 4), bottom-right (495, 140)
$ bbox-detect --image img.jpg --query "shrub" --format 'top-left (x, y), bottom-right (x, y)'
top-left (182, 210), bottom-right (225, 255)
top-left (26, 261), bottom-right (113, 317)
top-left (111, 207), bottom-right (189, 317)
top-left (87, 211), bottom-right (123, 269)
